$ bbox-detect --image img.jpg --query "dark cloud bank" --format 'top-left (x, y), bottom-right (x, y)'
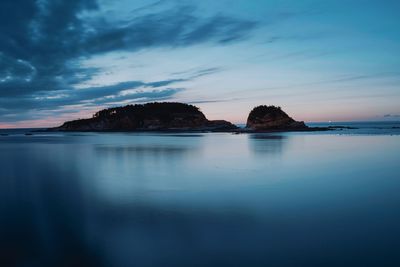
top-left (0, 0), bottom-right (256, 124)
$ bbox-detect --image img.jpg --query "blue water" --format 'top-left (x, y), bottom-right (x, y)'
top-left (308, 121), bottom-right (400, 135)
top-left (1, 122), bottom-right (400, 267)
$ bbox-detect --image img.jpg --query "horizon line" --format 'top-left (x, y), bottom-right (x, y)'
top-left (1, 120), bottom-right (399, 130)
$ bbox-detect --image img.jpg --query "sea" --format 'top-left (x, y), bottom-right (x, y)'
top-left (1, 121), bottom-right (399, 267)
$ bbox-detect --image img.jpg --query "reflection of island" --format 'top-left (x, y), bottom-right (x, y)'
top-left (248, 134), bottom-right (289, 156)
top-left (51, 102), bottom-right (330, 133)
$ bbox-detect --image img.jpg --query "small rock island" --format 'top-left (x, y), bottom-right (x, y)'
top-left (246, 105), bottom-right (308, 131)
top-left (53, 102), bottom-right (237, 132)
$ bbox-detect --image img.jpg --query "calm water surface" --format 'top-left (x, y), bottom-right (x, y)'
top-left (1, 125), bottom-right (399, 266)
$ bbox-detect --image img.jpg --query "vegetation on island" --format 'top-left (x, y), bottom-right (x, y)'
top-left (92, 102), bottom-right (204, 121)
top-left (247, 105), bottom-right (286, 121)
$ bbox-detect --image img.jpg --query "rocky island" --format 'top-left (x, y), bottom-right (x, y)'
top-left (53, 102), bottom-right (237, 132)
top-left (246, 105), bottom-right (308, 131)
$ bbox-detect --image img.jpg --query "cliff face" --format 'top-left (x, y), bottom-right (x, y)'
top-left (54, 102), bottom-right (237, 132)
top-left (246, 105), bottom-right (307, 131)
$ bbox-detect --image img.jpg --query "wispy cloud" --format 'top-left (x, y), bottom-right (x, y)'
top-left (85, 6), bottom-right (257, 53)
top-left (229, 72), bottom-right (400, 96)
top-left (384, 114), bottom-right (400, 118)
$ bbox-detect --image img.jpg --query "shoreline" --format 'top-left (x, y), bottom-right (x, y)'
top-left (35, 126), bottom-right (333, 134)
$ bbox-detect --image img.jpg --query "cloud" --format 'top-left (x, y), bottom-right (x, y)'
top-left (84, 6), bottom-right (256, 54)
top-left (0, 78), bottom-right (186, 119)
top-left (0, 0), bottom-right (99, 98)
top-left (228, 71), bottom-right (400, 98)
top-left (170, 67), bottom-right (222, 78)
top-left (384, 114), bottom-right (400, 118)
top-left (0, 0), bottom-right (256, 124)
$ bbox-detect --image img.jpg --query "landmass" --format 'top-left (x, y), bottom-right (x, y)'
top-left (52, 102), bottom-right (237, 132)
top-left (245, 105), bottom-right (308, 131)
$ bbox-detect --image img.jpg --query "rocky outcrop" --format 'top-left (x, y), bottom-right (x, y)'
top-left (53, 102), bottom-right (238, 132)
top-left (246, 105), bottom-right (308, 131)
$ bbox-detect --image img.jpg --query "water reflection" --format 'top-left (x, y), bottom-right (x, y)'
top-left (0, 141), bottom-right (288, 267)
top-left (95, 144), bottom-right (194, 156)
top-left (0, 147), bottom-right (104, 267)
top-left (248, 134), bottom-right (289, 156)
top-left (1, 133), bottom-right (400, 267)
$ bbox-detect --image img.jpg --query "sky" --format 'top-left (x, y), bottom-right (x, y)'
top-left (0, 0), bottom-right (400, 128)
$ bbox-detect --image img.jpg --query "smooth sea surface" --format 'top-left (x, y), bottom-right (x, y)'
top-left (1, 122), bottom-right (400, 267)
